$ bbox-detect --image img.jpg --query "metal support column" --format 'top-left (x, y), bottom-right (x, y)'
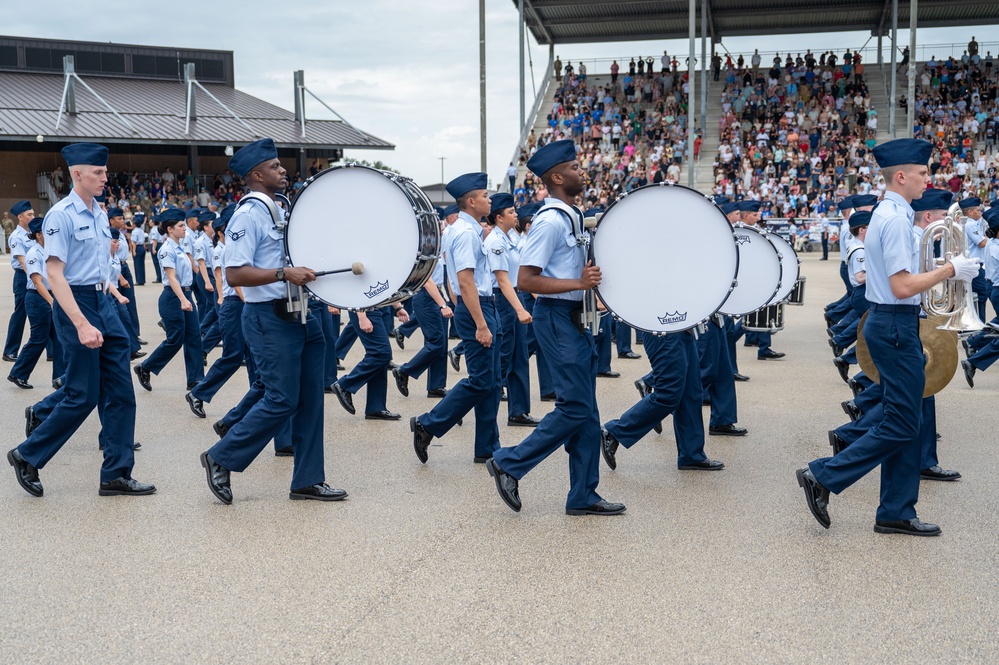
top-left (889, 0), bottom-right (898, 137)
top-left (479, 0), bottom-right (487, 173)
top-left (907, 0), bottom-right (917, 138)
top-left (687, 0), bottom-right (696, 189)
top-left (700, 0), bottom-right (707, 148)
top-left (877, 33), bottom-right (883, 66)
top-left (519, 0), bottom-right (525, 130)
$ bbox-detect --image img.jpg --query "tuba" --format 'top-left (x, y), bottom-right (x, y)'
top-left (919, 203), bottom-right (985, 332)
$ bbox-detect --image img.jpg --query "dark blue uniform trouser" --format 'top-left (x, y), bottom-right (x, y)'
top-left (119, 260), bottom-right (140, 338)
top-left (836, 395), bottom-right (939, 471)
top-left (335, 319), bottom-right (358, 360)
top-left (521, 293), bottom-right (553, 397)
top-left (697, 320), bottom-right (739, 427)
top-left (111, 295), bottom-right (139, 355)
top-left (810, 308), bottom-right (924, 522)
top-left (595, 315), bottom-right (613, 372)
top-left (495, 289), bottom-right (531, 418)
top-left (419, 298), bottom-right (501, 458)
top-left (615, 320), bottom-right (634, 355)
top-left (151, 245), bottom-right (162, 282)
top-left (193, 271), bottom-right (211, 326)
top-left (208, 303), bottom-right (325, 489)
top-left (399, 289), bottom-right (447, 392)
top-left (133, 245), bottom-right (146, 285)
top-left (337, 309), bottom-right (392, 414)
top-left (142, 287), bottom-right (204, 387)
top-left (202, 301), bottom-right (223, 354)
top-left (971, 268), bottom-right (990, 322)
top-left (605, 331), bottom-right (707, 466)
top-left (191, 297), bottom-right (255, 404)
top-left (821, 236), bottom-right (829, 259)
top-left (4, 269), bottom-right (28, 357)
top-left (725, 316), bottom-right (743, 373)
top-left (10, 290), bottom-right (64, 382)
top-left (307, 300), bottom-right (339, 389)
top-left (967, 285), bottom-right (999, 350)
top-left (18, 287), bottom-right (136, 483)
top-left (491, 299), bottom-right (602, 510)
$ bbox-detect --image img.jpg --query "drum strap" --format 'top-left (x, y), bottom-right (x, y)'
top-left (237, 192), bottom-right (286, 230)
top-left (846, 245), bottom-right (864, 263)
top-left (536, 201), bottom-right (588, 248)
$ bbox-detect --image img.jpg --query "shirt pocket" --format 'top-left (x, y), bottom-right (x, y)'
top-left (74, 225), bottom-right (96, 241)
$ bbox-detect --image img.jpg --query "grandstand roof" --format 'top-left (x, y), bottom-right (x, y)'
top-left (516, 0), bottom-right (999, 45)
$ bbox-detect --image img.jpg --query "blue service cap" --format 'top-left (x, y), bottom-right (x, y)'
top-left (738, 200), bottom-right (762, 213)
top-left (445, 172), bottom-right (488, 200)
top-left (435, 206), bottom-right (446, 220)
top-left (186, 207), bottom-right (201, 219)
top-left (848, 210), bottom-right (873, 231)
top-left (983, 206), bottom-right (999, 231)
top-left (837, 195), bottom-right (856, 211)
top-left (872, 138), bottom-right (933, 168)
top-left (582, 206), bottom-right (604, 218)
top-left (198, 210), bottom-right (216, 224)
top-left (95, 193), bottom-right (106, 203)
top-left (910, 188), bottom-right (953, 212)
top-left (443, 203), bottom-right (459, 217)
top-left (959, 197), bottom-right (982, 209)
top-left (517, 201), bottom-right (542, 219)
top-left (28, 217), bottom-right (43, 236)
top-left (852, 194), bottom-right (879, 208)
top-left (133, 212), bottom-right (145, 220)
top-left (215, 204), bottom-right (236, 230)
top-left (10, 200), bottom-right (31, 216)
top-left (110, 228), bottom-right (121, 240)
top-left (229, 138), bottom-right (278, 177)
top-left (61, 142), bottom-right (108, 167)
top-left (107, 207), bottom-right (124, 219)
top-left (526, 139), bottom-right (578, 177)
top-left (158, 208), bottom-right (186, 224)
top-left (720, 202), bottom-right (741, 215)
top-left (489, 193), bottom-right (515, 215)
top-left (713, 195), bottom-right (730, 205)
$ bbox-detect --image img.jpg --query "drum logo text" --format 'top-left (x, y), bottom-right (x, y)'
top-left (735, 234), bottom-right (751, 245)
top-left (365, 281), bottom-right (389, 299)
top-left (657, 311), bottom-right (688, 325)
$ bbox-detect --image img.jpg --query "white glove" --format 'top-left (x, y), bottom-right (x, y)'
top-left (948, 255), bottom-right (981, 282)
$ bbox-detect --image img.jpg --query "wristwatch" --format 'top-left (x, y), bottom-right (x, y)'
top-left (275, 267), bottom-right (285, 282)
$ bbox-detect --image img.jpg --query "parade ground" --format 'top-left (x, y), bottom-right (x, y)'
top-left (1, 252), bottom-right (996, 663)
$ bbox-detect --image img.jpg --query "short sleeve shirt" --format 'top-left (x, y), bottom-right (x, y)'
top-left (24, 243), bottom-right (49, 291)
top-left (8, 226), bottom-right (28, 270)
top-left (213, 242), bottom-right (236, 297)
top-left (863, 191), bottom-right (918, 305)
top-left (194, 234), bottom-right (214, 270)
top-left (847, 244), bottom-right (866, 288)
top-left (223, 197), bottom-right (286, 302)
top-left (444, 212), bottom-right (492, 297)
top-left (964, 215), bottom-right (986, 262)
top-left (158, 238), bottom-right (194, 287)
top-left (42, 189), bottom-right (112, 286)
top-left (519, 198), bottom-right (587, 302)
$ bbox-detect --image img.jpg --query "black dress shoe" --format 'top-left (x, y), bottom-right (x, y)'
top-left (847, 377), bottom-right (864, 398)
top-left (324, 385), bottom-right (335, 394)
top-left (828, 338), bottom-right (844, 357)
top-left (828, 430), bottom-right (849, 455)
top-left (962, 359), bottom-right (975, 388)
top-left (427, 388), bottom-right (448, 398)
top-left (2, 353), bottom-right (17, 362)
top-left (708, 424), bottom-right (747, 436)
top-left (566, 499), bottom-right (627, 516)
top-left (733, 372), bottom-right (750, 382)
top-left (200, 452), bottom-right (232, 504)
top-left (508, 414), bottom-right (541, 427)
top-left (187, 382), bottom-right (198, 390)
top-left (702, 398), bottom-right (711, 406)
top-left (157, 320), bottom-right (165, 330)
top-left (52, 377), bottom-right (64, 390)
top-left (392, 367), bottom-right (410, 397)
top-left (744, 340), bottom-right (758, 347)
top-left (130, 350), bottom-right (147, 360)
top-left (7, 376), bottom-right (32, 389)
top-left (678, 459), bottom-right (725, 471)
top-left (202, 353), bottom-right (208, 367)
top-left (600, 428), bottom-right (619, 470)
top-left (473, 455), bottom-right (493, 464)
top-left (500, 389), bottom-right (507, 402)
top-left (331, 382), bottom-right (355, 415)
top-left (275, 446), bottom-right (294, 457)
top-left (873, 517), bottom-right (941, 536)
top-left (597, 370), bottom-right (620, 378)
top-left (24, 405), bottom-right (41, 437)
top-left (99, 477), bottom-right (156, 496)
top-left (186, 392), bottom-right (206, 418)
top-left (618, 351), bottom-right (641, 359)
top-left (393, 328), bottom-right (405, 350)
top-left (653, 420), bottom-right (663, 434)
top-left (824, 314), bottom-right (835, 329)
top-left (841, 400), bottom-right (861, 422)
top-left (920, 465), bottom-right (961, 481)
top-left (337, 361), bottom-right (345, 371)
top-left (485, 458), bottom-right (521, 512)
top-left (290, 483), bottom-right (348, 501)
top-left (212, 420), bottom-right (229, 438)
top-left (137, 337), bottom-right (148, 346)
top-left (46, 356), bottom-right (54, 362)
top-left (448, 349), bottom-right (461, 372)
top-left (540, 392), bottom-right (556, 402)
top-left (634, 378), bottom-right (651, 398)
top-left (410, 416), bottom-right (433, 463)
top-left (366, 410), bottom-right (401, 421)
top-left (133, 365), bottom-right (152, 391)
top-left (758, 350), bottom-right (785, 360)
top-left (99, 442), bottom-right (142, 451)
top-left (833, 356), bottom-right (850, 383)
top-left (936, 432), bottom-right (941, 441)
top-left (796, 468), bottom-right (831, 529)
top-left (7, 448), bottom-right (42, 497)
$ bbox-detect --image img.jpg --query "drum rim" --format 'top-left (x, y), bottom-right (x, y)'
top-left (591, 182), bottom-right (740, 334)
top-left (718, 222), bottom-right (782, 316)
top-left (764, 232), bottom-right (800, 306)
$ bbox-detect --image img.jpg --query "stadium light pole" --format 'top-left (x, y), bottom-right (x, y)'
top-left (439, 157), bottom-right (446, 204)
top-left (889, 0), bottom-right (898, 137)
top-left (519, 0), bottom-right (526, 130)
top-left (480, 0), bottom-right (488, 174)
top-left (687, 0), bottom-right (696, 189)
top-left (700, 0), bottom-right (707, 161)
top-left (907, 0), bottom-right (917, 137)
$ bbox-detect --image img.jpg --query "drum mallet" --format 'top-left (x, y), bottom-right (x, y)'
top-left (313, 262), bottom-right (365, 277)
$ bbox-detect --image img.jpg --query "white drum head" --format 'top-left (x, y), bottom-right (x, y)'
top-left (719, 224), bottom-right (782, 316)
top-left (766, 233), bottom-right (800, 305)
top-left (286, 167), bottom-right (420, 309)
top-left (592, 185), bottom-right (738, 333)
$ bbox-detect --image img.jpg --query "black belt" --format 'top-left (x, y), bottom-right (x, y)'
top-left (457, 295), bottom-right (494, 303)
top-left (69, 284), bottom-right (104, 292)
top-left (535, 298), bottom-right (584, 309)
top-left (166, 286), bottom-right (193, 293)
top-left (869, 303), bottom-right (921, 314)
top-left (223, 295), bottom-right (241, 302)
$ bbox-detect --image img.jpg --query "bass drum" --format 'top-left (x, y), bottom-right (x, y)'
top-left (718, 223), bottom-right (782, 316)
top-left (743, 302), bottom-right (785, 333)
top-left (591, 184), bottom-right (738, 333)
top-left (284, 164), bottom-right (439, 310)
top-left (787, 277), bottom-right (807, 305)
top-left (765, 232), bottom-right (801, 305)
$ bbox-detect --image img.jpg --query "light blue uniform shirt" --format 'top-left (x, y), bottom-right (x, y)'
top-left (131, 227), bottom-right (146, 247)
top-left (984, 238), bottom-right (999, 283)
top-left (864, 191), bottom-right (919, 306)
top-left (213, 242), bottom-right (236, 298)
top-left (839, 220), bottom-right (854, 261)
top-left (9, 226), bottom-right (28, 270)
top-left (444, 212), bottom-right (493, 298)
top-left (158, 237), bottom-right (194, 287)
top-left (847, 243), bottom-right (866, 288)
top-left (181, 227), bottom-right (199, 256)
top-left (224, 198), bottom-right (287, 303)
top-left (42, 189), bottom-right (112, 286)
top-left (109, 253), bottom-right (122, 285)
top-left (114, 232), bottom-right (129, 263)
top-left (484, 227), bottom-right (521, 289)
top-left (148, 226), bottom-right (163, 249)
top-left (519, 198), bottom-right (587, 302)
top-left (194, 234), bottom-right (214, 271)
top-left (430, 245), bottom-right (445, 287)
top-left (24, 243), bottom-right (49, 291)
top-left (964, 216), bottom-right (987, 262)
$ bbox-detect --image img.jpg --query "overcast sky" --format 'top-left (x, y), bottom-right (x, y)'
top-left (6, 1), bottom-right (998, 187)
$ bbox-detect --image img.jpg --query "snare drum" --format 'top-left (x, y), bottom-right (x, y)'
top-left (718, 223), bottom-right (782, 317)
top-left (743, 302), bottom-right (785, 332)
top-left (765, 232), bottom-right (801, 306)
top-left (284, 164), bottom-right (439, 310)
top-left (591, 184), bottom-right (738, 334)
top-left (787, 276), bottom-right (806, 305)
